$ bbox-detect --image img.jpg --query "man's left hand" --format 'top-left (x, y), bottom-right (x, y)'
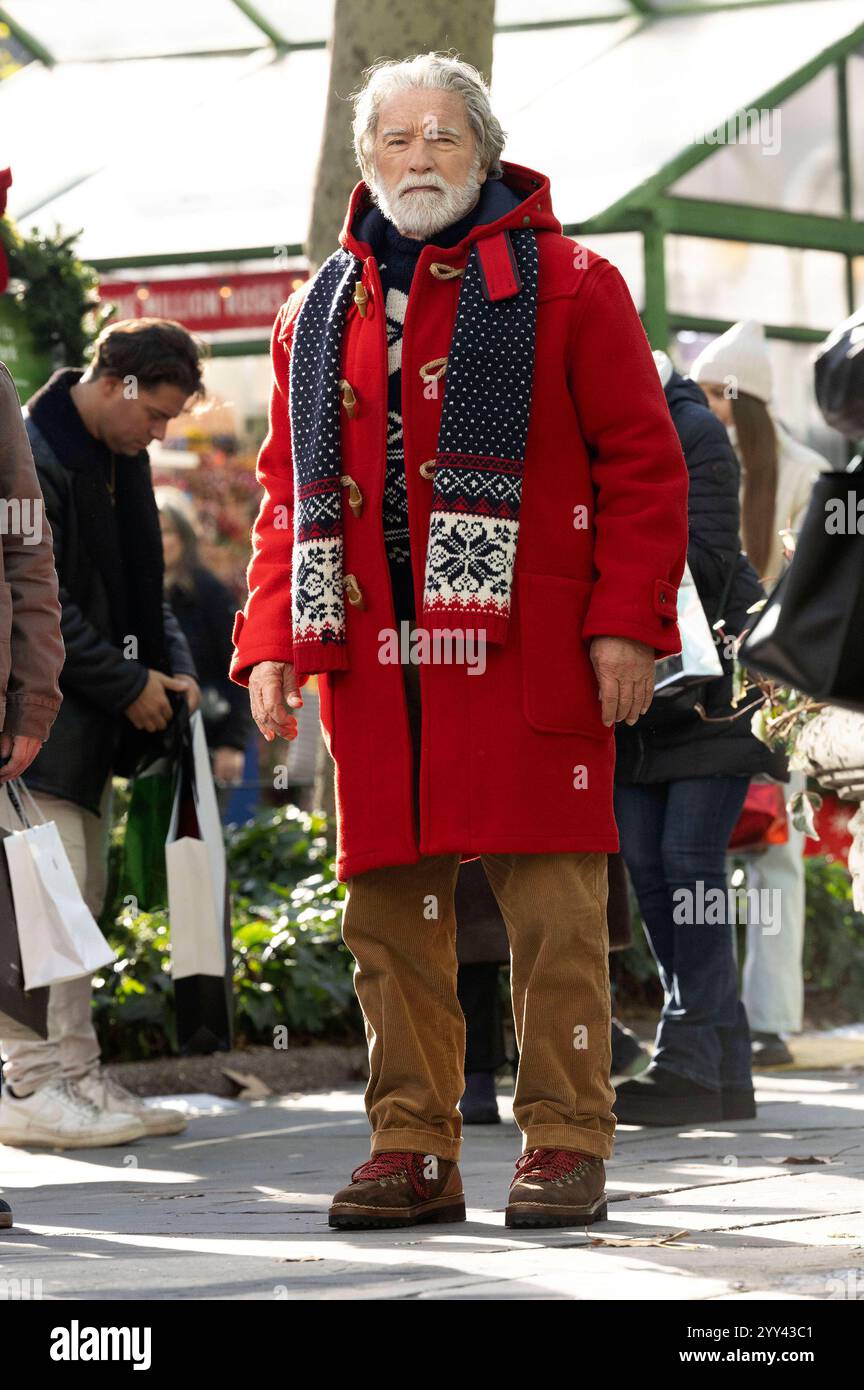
top-left (0, 732), bottom-right (43, 782)
top-left (589, 636), bottom-right (655, 727)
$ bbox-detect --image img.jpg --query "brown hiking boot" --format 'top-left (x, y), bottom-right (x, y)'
top-left (505, 1148), bottom-right (608, 1229)
top-left (328, 1151), bottom-right (466, 1229)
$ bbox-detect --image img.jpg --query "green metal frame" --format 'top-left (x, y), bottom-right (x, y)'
top-left (569, 20), bottom-right (864, 349)
top-left (0, 4), bottom-right (54, 66)
top-left (228, 0), bottom-right (289, 50)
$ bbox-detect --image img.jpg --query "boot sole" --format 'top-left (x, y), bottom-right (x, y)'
top-left (0, 1125), bottom-right (146, 1149)
top-left (328, 1195), bottom-right (466, 1230)
top-left (506, 1196), bottom-right (608, 1229)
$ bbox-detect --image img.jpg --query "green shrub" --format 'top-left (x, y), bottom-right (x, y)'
top-left (801, 857), bottom-right (864, 1023)
top-left (93, 802), bottom-right (360, 1061)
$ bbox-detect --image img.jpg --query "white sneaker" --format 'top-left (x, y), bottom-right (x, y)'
top-left (0, 1078), bottom-right (146, 1149)
top-left (74, 1071), bottom-right (188, 1137)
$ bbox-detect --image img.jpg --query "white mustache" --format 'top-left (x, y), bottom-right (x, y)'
top-left (396, 177), bottom-right (447, 194)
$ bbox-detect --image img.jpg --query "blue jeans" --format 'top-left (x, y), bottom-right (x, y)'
top-left (614, 776), bottom-right (752, 1092)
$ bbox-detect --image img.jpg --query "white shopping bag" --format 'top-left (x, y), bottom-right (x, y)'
top-left (2, 783), bottom-right (115, 989)
top-left (166, 710), bottom-right (227, 981)
top-left (653, 562), bottom-right (724, 697)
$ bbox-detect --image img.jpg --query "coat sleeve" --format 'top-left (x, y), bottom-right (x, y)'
top-left (230, 300), bottom-right (310, 689)
top-left (0, 365), bottom-right (64, 740)
top-left (33, 461), bottom-right (149, 714)
top-left (566, 263), bottom-right (689, 657)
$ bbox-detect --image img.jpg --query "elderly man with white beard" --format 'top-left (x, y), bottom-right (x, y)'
top-left (231, 53), bottom-right (688, 1229)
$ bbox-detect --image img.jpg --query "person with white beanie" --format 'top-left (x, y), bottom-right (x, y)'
top-left (690, 320), bottom-right (827, 586)
top-left (690, 320), bottom-right (830, 1065)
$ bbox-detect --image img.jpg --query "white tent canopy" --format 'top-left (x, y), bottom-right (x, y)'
top-left (3, 0), bottom-right (863, 261)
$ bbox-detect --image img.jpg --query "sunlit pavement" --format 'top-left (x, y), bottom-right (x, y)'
top-left (1, 1073), bottom-right (862, 1301)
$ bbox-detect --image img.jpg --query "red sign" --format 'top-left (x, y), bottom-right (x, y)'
top-left (99, 270), bottom-right (308, 334)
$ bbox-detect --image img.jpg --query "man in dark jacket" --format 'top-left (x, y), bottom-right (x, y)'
top-left (0, 320), bottom-right (202, 1151)
top-left (612, 352), bottom-right (787, 1127)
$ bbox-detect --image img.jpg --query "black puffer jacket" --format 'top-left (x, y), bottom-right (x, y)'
top-left (615, 371), bottom-right (787, 785)
top-left (21, 371), bottom-right (196, 814)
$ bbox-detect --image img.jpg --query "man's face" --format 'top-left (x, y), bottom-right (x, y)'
top-left (370, 88), bottom-right (487, 239)
top-left (96, 377), bottom-right (190, 456)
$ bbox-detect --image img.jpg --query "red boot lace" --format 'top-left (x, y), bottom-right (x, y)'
top-left (351, 1152), bottom-right (431, 1200)
top-left (514, 1148), bottom-right (596, 1182)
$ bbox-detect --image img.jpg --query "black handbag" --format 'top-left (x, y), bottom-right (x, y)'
top-left (115, 688), bottom-right (189, 781)
top-left (814, 308), bottom-right (864, 439)
top-left (0, 826), bottom-right (49, 1039)
top-left (740, 457), bottom-right (864, 711)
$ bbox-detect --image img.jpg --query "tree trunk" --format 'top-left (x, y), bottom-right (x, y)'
top-left (306, 0), bottom-right (495, 270)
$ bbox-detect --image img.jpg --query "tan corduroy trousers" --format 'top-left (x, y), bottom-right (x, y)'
top-left (340, 653), bottom-right (616, 1162)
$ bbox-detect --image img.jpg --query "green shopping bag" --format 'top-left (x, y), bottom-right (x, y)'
top-left (118, 762), bottom-right (177, 913)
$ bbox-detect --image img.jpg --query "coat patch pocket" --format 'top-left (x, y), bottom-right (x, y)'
top-left (518, 572), bottom-right (611, 740)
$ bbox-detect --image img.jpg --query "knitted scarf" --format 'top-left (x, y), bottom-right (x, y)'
top-left (289, 225), bottom-right (538, 674)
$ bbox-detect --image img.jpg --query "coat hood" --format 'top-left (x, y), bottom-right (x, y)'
top-left (339, 160), bottom-right (562, 260)
top-left (664, 370), bottom-right (711, 416)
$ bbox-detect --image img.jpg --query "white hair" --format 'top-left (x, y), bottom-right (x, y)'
top-left (352, 52), bottom-right (506, 183)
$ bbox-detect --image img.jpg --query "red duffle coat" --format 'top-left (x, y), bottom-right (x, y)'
top-left (231, 161), bottom-right (689, 881)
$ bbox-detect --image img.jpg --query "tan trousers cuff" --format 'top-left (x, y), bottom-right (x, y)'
top-left (371, 1127), bottom-right (462, 1162)
top-left (522, 1125), bottom-right (614, 1160)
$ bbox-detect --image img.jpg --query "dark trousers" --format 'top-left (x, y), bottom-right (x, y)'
top-left (613, 776), bottom-right (752, 1091)
top-left (457, 962), bottom-right (508, 1074)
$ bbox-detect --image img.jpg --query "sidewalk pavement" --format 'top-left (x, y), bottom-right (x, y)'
top-left (0, 1070), bottom-right (862, 1301)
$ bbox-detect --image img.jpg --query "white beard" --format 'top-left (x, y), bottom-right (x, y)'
top-left (372, 165), bottom-right (484, 240)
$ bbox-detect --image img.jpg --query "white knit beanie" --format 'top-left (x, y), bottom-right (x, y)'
top-left (689, 319), bottom-right (773, 404)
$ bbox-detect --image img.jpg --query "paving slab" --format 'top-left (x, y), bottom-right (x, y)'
top-left (1, 1073), bottom-right (862, 1301)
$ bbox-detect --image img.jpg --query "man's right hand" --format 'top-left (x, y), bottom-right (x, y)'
top-left (249, 661), bottom-right (302, 743)
top-left (124, 670), bottom-right (193, 732)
